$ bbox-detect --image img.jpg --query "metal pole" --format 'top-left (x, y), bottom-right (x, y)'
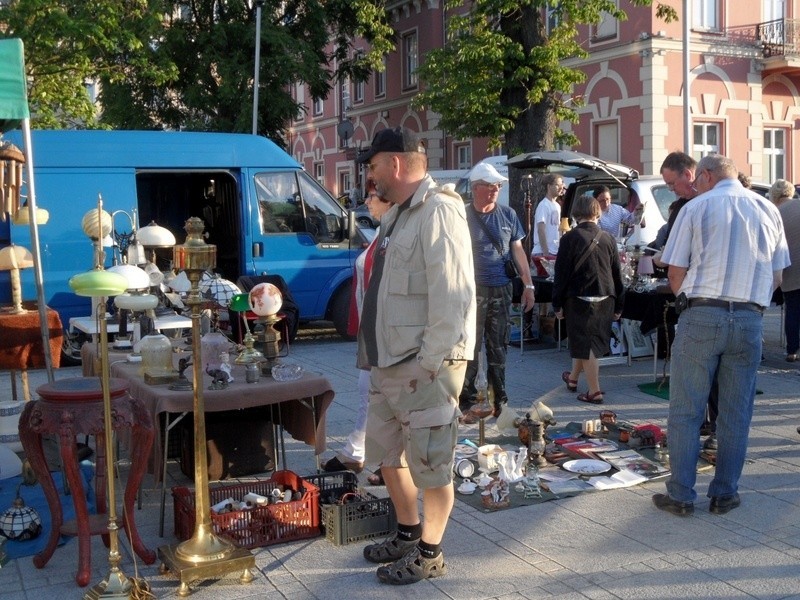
top-left (252, 1), bottom-right (264, 135)
top-left (683, 0), bottom-right (691, 154)
top-left (22, 119), bottom-right (54, 383)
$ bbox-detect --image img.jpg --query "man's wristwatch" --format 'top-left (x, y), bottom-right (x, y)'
top-left (524, 284), bottom-right (535, 291)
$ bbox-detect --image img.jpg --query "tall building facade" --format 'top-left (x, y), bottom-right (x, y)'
top-left (287, 1), bottom-right (800, 196)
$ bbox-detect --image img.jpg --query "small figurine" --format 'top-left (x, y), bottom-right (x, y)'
top-left (206, 365), bottom-right (231, 390)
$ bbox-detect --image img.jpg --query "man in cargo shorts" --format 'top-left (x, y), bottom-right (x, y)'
top-left (356, 126), bottom-right (476, 585)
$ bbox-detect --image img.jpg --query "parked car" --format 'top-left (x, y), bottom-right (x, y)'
top-left (506, 150), bottom-right (670, 246)
top-left (351, 201), bottom-right (379, 228)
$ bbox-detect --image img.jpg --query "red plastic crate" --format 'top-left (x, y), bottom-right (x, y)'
top-left (172, 470), bottom-right (320, 548)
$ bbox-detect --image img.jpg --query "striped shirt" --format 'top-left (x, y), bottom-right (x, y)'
top-left (661, 178), bottom-right (790, 307)
top-left (598, 203), bottom-right (634, 237)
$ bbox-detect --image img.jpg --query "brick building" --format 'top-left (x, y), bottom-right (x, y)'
top-left (287, 1), bottom-right (800, 197)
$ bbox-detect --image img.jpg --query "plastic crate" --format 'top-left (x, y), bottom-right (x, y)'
top-left (306, 471), bottom-right (396, 546)
top-left (172, 470), bottom-right (320, 549)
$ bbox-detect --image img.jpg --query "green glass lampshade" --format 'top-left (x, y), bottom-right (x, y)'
top-left (228, 293), bottom-right (251, 313)
top-left (68, 270), bottom-right (129, 298)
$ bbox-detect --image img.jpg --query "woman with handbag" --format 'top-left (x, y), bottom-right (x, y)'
top-left (552, 193), bottom-right (624, 404)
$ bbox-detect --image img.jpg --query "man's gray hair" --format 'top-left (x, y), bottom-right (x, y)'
top-left (769, 179), bottom-right (795, 203)
top-left (697, 153), bottom-right (737, 179)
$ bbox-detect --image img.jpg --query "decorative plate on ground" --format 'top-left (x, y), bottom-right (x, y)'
top-left (562, 459), bottom-right (612, 475)
top-left (455, 444), bottom-right (478, 457)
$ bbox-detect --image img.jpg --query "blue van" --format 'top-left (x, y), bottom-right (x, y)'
top-left (3, 130), bottom-right (366, 343)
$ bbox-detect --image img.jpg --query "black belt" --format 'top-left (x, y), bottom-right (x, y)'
top-left (688, 298), bottom-right (764, 313)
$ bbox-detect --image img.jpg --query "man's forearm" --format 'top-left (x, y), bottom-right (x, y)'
top-left (667, 265), bottom-right (688, 296)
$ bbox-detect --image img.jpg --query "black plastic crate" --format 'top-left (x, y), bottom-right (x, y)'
top-left (306, 471), bottom-right (396, 546)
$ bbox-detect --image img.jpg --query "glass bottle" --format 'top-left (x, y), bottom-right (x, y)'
top-left (470, 349), bottom-right (493, 419)
top-left (138, 332), bottom-right (174, 378)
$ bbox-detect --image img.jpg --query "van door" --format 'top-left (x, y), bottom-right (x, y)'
top-left (249, 169), bottom-right (354, 323)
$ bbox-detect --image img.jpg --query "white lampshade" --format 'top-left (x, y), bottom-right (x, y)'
top-left (107, 264), bottom-right (151, 291)
top-left (137, 221), bottom-right (176, 247)
top-left (637, 255), bottom-right (655, 276)
top-left (168, 271), bottom-right (191, 293)
top-left (114, 292), bottom-right (158, 312)
top-left (249, 282), bottom-right (283, 317)
top-left (81, 207), bottom-right (113, 240)
top-left (0, 245), bottom-right (34, 270)
top-left (143, 261), bottom-right (165, 286)
top-left (11, 206), bottom-right (50, 226)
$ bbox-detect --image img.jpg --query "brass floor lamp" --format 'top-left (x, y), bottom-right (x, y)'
top-left (157, 217), bottom-right (254, 597)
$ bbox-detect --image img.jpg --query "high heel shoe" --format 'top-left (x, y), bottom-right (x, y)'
top-left (561, 371), bottom-right (578, 392)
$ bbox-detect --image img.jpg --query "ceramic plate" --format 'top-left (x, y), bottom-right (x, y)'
top-left (455, 444), bottom-right (478, 457)
top-left (562, 459), bottom-right (612, 475)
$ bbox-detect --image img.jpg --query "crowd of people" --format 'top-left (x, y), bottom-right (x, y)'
top-left (320, 125), bottom-right (793, 585)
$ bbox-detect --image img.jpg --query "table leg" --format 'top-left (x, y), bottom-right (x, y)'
top-left (59, 430), bottom-right (93, 587)
top-left (18, 407), bottom-right (62, 570)
top-left (123, 419), bottom-right (156, 564)
top-left (159, 412), bottom-right (188, 537)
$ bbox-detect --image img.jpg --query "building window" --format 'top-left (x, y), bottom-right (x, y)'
top-left (340, 79), bottom-right (350, 114)
top-left (692, 123), bottom-right (720, 159)
top-left (592, 1), bottom-right (618, 41)
top-left (403, 31), bottom-right (418, 90)
top-left (314, 162), bottom-right (324, 187)
top-left (595, 121), bottom-right (619, 162)
top-left (354, 79), bottom-right (364, 104)
top-left (764, 128), bottom-right (786, 182)
top-left (693, 0), bottom-right (720, 31)
top-left (455, 144), bottom-right (472, 170)
top-left (546, 6), bottom-right (560, 34)
top-left (294, 83), bottom-right (305, 122)
top-left (375, 57), bottom-right (386, 98)
top-left (313, 97), bottom-right (323, 116)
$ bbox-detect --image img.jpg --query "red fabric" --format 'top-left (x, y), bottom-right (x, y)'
top-left (0, 304), bottom-right (62, 369)
top-left (346, 238), bottom-right (377, 337)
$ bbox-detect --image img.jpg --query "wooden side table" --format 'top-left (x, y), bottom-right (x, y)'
top-left (18, 377), bottom-right (156, 587)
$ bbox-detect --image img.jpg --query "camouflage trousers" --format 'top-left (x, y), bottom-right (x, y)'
top-left (460, 282), bottom-right (512, 408)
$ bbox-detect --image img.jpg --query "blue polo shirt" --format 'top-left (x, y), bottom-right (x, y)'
top-left (467, 204), bottom-right (525, 287)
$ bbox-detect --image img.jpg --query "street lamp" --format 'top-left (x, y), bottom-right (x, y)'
top-left (252, 0), bottom-right (265, 135)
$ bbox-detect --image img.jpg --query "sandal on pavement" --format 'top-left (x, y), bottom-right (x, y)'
top-left (363, 533), bottom-right (418, 564)
top-left (786, 354), bottom-right (798, 363)
top-left (376, 547), bottom-right (446, 585)
top-left (321, 456), bottom-right (364, 474)
top-left (367, 468), bottom-right (384, 486)
top-left (561, 371), bottom-right (578, 392)
top-left (577, 390), bottom-right (605, 404)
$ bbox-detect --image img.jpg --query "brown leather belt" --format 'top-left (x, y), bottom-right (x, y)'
top-left (688, 298), bottom-right (764, 313)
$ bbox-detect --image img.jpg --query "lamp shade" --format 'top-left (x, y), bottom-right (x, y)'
top-left (81, 208), bottom-right (113, 240)
top-left (114, 292), bottom-right (158, 312)
top-left (68, 270), bottom-right (129, 297)
top-left (228, 292), bottom-right (251, 313)
top-left (11, 206), bottom-right (50, 226)
top-left (249, 282), bottom-right (283, 317)
top-left (107, 264), bottom-right (151, 291)
top-left (0, 244), bottom-right (33, 270)
top-left (137, 221), bottom-right (176, 247)
top-left (167, 271), bottom-right (191, 293)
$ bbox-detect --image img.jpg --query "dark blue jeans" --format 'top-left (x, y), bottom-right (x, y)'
top-left (784, 288), bottom-right (800, 355)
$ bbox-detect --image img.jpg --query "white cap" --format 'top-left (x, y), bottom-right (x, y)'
top-left (469, 162), bottom-right (508, 184)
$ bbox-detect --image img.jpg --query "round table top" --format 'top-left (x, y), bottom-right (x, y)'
top-left (36, 377), bottom-right (129, 402)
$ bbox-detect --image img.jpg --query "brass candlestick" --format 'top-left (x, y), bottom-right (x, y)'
top-left (158, 217), bottom-right (254, 597)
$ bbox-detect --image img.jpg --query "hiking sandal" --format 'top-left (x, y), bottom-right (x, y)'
top-left (363, 533), bottom-right (417, 563)
top-left (376, 547), bottom-right (447, 585)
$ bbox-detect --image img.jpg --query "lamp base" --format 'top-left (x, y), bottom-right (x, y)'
top-left (82, 569), bottom-right (133, 599)
top-left (158, 543), bottom-right (254, 598)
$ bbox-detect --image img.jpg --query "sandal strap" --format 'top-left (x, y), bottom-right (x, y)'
top-left (363, 534), bottom-right (417, 563)
top-left (376, 547), bottom-right (447, 585)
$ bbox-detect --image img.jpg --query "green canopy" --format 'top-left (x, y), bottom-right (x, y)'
top-left (0, 38), bottom-right (30, 133)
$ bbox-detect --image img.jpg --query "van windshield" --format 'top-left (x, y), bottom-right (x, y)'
top-left (255, 171), bottom-right (344, 242)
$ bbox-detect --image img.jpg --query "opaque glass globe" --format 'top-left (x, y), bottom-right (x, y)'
top-left (248, 282), bottom-right (283, 317)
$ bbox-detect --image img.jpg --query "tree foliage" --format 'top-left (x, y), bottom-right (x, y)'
top-left (415, 0), bottom-right (677, 154)
top-left (0, 0), bottom-right (395, 139)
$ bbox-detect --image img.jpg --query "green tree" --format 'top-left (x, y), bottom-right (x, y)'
top-left (1, 0), bottom-right (394, 139)
top-left (0, 0), bottom-right (173, 129)
top-left (102, 0), bottom-right (394, 140)
top-left (415, 0), bottom-right (677, 207)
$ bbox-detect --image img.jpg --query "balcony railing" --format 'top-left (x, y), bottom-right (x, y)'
top-left (757, 18), bottom-right (800, 58)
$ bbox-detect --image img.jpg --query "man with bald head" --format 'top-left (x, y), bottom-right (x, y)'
top-left (654, 154), bottom-right (789, 517)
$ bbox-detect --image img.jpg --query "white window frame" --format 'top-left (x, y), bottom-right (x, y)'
top-left (375, 57), bottom-right (386, 98)
top-left (314, 162), bottom-right (324, 187)
top-left (313, 97), bottom-right (323, 116)
top-left (692, 122), bottom-right (721, 160)
top-left (764, 127), bottom-right (787, 182)
top-left (693, 0), bottom-right (720, 32)
top-left (403, 31), bottom-right (418, 90)
top-left (592, 1), bottom-right (618, 41)
top-left (455, 144), bottom-right (472, 170)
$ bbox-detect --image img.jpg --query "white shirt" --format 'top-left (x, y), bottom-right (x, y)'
top-left (662, 178), bottom-right (790, 307)
top-left (532, 196), bottom-right (561, 255)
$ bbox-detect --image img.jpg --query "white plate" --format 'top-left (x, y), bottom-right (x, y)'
top-left (562, 459), bottom-right (612, 475)
top-left (455, 444), bottom-right (478, 457)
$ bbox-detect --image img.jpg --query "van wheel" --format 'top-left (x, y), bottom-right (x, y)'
top-left (329, 285), bottom-right (354, 340)
top-left (61, 330), bottom-right (85, 366)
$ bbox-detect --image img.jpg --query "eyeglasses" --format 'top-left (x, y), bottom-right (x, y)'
top-left (477, 182), bottom-right (503, 191)
top-left (692, 169), bottom-right (708, 186)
